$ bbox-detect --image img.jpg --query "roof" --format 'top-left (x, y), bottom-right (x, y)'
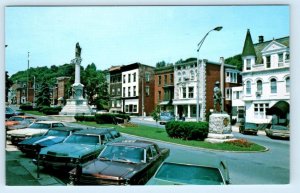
top-left (73, 128), bottom-right (115, 135)
top-left (242, 29), bottom-right (257, 57)
top-left (175, 59), bottom-right (237, 69)
top-left (48, 127), bottom-right (83, 132)
top-left (164, 154), bottom-right (224, 168)
top-left (109, 140), bottom-right (156, 148)
top-left (254, 36), bottom-right (289, 64)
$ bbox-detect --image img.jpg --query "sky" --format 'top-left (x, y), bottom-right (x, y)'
top-left (5, 5), bottom-right (289, 76)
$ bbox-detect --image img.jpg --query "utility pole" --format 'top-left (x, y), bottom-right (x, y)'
top-left (27, 52), bottom-right (30, 103)
top-left (33, 76), bottom-right (36, 107)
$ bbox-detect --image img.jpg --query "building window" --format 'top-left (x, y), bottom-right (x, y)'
top-left (178, 72), bottom-right (181, 82)
top-left (256, 80), bottom-right (262, 95)
top-left (188, 87), bottom-right (194, 98)
top-left (182, 87), bottom-right (186, 98)
top-left (164, 75), bottom-right (167, 85)
top-left (125, 105), bottom-right (129, 112)
top-left (246, 59), bottom-right (251, 70)
top-left (190, 70), bottom-right (195, 80)
top-left (266, 56), bottom-right (271, 68)
top-left (246, 81), bottom-right (251, 95)
top-left (133, 73), bottom-right (136, 82)
top-left (123, 87), bottom-right (125, 97)
top-left (123, 75), bottom-right (126, 83)
top-left (285, 53), bottom-right (290, 62)
top-left (112, 88), bottom-right (115, 95)
top-left (278, 53), bottom-right (284, 67)
top-left (133, 105), bottom-right (137, 112)
top-left (158, 91), bottom-right (161, 101)
top-left (182, 71), bottom-right (186, 80)
top-left (117, 88), bottom-right (121, 95)
top-left (117, 100), bottom-right (121, 107)
top-left (225, 88), bottom-right (232, 100)
top-left (128, 86), bottom-right (131, 97)
top-left (254, 103), bottom-right (269, 119)
top-left (145, 86), bottom-right (150, 96)
top-left (145, 73), bottom-right (150, 82)
top-left (133, 86), bottom-right (136, 96)
top-left (235, 91), bottom-right (240, 99)
top-left (111, 100), bottom-right (115, 107)
top-left (128, 74), bottom-right (131, 83)
top-left (270, 78), bottom-right (277, 94)
top-left (170, 74), bottom-right (174, 84)
top-left (158, 75), bottom-right (162, 85)
top-left (286, 77), bottom-right (290, 93)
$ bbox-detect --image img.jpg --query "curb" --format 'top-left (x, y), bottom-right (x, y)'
top-left (121, 133), bottom-right (269, 153)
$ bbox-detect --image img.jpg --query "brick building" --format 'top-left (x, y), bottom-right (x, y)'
top-left (10, 81), bottom-right (35, 105)
top-left (109, 66), bottom-right (123, 113)
top-left (154, 65), bottom-right (174, 112)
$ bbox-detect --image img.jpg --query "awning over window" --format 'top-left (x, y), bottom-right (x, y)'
top-left (266, 101), bottom-right (290, 116)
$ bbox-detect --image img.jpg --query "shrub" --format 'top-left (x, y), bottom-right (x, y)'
top-left (19, 103), bottom-right (33, 111)
top-left (165, 121), bottom-right (209, 140)
top-left (75, 115), bottom-right (95, 122)
top-left (40, 106), bottom-right (62, 115)
top-left (95, 113), bottom-right (131, 124)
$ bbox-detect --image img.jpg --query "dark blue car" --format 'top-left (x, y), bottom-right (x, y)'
top-left (17, 127), bottom-right (83, 156)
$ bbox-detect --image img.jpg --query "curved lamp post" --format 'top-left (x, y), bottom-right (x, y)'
top-left (196, 26), bottom-right (223, 122)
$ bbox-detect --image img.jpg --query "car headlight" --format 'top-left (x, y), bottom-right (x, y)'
top-left (70, 158), bottom-right (80, 163)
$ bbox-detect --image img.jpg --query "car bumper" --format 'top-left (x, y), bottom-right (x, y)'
top-left (11, 136), bottom-right (26, 145)
top-left (17, 145), bottom-right (40, 155)
top-left (269, 133), bottom-right (290, 139)
top-left (33, 159), bottom-right (78, 170)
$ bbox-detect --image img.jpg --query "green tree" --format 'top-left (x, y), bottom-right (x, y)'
top-left (156, 61), bottom-right (166, 68)
top-left (35, 82), bottom-right (51, 107)
top-left (5, 71), bottom-right (13, 102)
top-left (225, 54), bottom-right (243, 71)
top-left (151, 105), bottom-right (161, 127)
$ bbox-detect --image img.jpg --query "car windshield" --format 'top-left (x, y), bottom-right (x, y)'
top-left (28, 123), bottom-right (51, 129)
top-left (65, 134), bottom-right (99, 145)
top-left (155, 162), bottom-right (224, 185)
top-left (6, 107), bottom-right (14, 113)
top-left (245, 123), bottom-right (257, 129)
top-left (8, 117), bottom-right (24, 121)
top-left (272, 125), bottom-right (288, 130)
top-left (46, 129), bottom-right (69, 137)
top-left (99, 145), bottom-right (144, 163)
top-left (160, 112), bottom-right (173, 117)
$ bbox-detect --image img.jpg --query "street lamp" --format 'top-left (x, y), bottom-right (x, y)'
top-left (196, 26), bottom-right (223, 122)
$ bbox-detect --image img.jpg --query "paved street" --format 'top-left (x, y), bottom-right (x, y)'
top-left (5, 112), bottom-right (289, 185)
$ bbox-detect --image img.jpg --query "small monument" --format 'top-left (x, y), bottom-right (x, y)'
top-left (60, 43), bottom-right (92, 115)
top-left (205, 81), bottom-right (235, 143)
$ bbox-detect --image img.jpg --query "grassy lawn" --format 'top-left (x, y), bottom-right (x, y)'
top-left (21, 110), bottom-right (46, 116)
top-left (77, 121), bottom-right (266, 152)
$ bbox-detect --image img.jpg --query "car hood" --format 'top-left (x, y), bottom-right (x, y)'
top-left (7, 128), bottom-right (48, 136)
top-left (40, 143), bottom-right (101, 158)
top-left (146, 178), bottom-right (223, 185)
top-left (19, 136), bottom-right (66, 146)
top-left (81, 159), bottom-right (143, 179)
top-left (5, 121), bottom-right (19, 127)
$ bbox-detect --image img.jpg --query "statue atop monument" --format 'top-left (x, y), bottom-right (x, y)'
top-left (213, 81), bottom-right (222, 112)
top-left (75, 42), bottom-right (82, 58)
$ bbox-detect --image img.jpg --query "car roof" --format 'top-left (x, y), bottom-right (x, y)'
top-left (48, 127), bottom-right (83, 132)
top-left (34, 120), bottom-right (64, 124)
top-left (73, 128), bottom-right (115, 135)
top-left (109, 140), bottom-right (156, 148)
top-left (164, 155), bottom-right (224, 169)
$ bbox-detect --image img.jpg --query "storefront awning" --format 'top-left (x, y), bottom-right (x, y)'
top-left (266, 101), bottom-right (290, 116)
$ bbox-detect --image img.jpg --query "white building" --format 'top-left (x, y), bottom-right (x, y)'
top-left (239, 30), bottom-right (290, 124)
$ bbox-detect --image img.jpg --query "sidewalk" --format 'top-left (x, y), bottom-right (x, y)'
top-left (6, 150), bottom-right (64, 186)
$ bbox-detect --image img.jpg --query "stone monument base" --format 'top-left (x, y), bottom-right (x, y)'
top-left (205, 113), bottom-right (236, 143)
top-left (59, 98), bottom-right (92, 115)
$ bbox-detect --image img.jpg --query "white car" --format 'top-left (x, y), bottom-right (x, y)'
top-left (7, 121), bottom-right (66, 145)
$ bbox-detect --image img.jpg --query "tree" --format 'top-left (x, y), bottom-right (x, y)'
top-left (156, 61), bottom-right (166, 68)
top-left (35, 82), bottom-right (51, 107)
top-left (225, 54), bottom-right (243, 71)
top-left (151, 105), bottom-right (161, 127)
top-left (5, 71), bottom-right (13, 103)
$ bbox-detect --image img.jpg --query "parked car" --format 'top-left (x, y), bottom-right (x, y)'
top-left (7, 121), bottom-right (66, 145)
top-left (69, 140), bottom-right (170, 185)
top-left (146, 155), bottom-right (230, 185)
top-left (96, 110), bottom-right (109, 114)
top-left (5, 106), bottom-right (24, 119)
top-left (239, 122), bottom-right (258, 135)
top-left (35, 128), bottom-right (124, 170)
top-left (5, 116), bottom-right (36, 131)
top-left (265, 124), bottom-right (290, 139)
top-left (17, 126), bottom-right (83, 156)
top-left (159, 112), bottom-right (175, 125)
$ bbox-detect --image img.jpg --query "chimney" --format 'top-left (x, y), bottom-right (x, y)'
top-left (258, 36), bottom-right (264, 43)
